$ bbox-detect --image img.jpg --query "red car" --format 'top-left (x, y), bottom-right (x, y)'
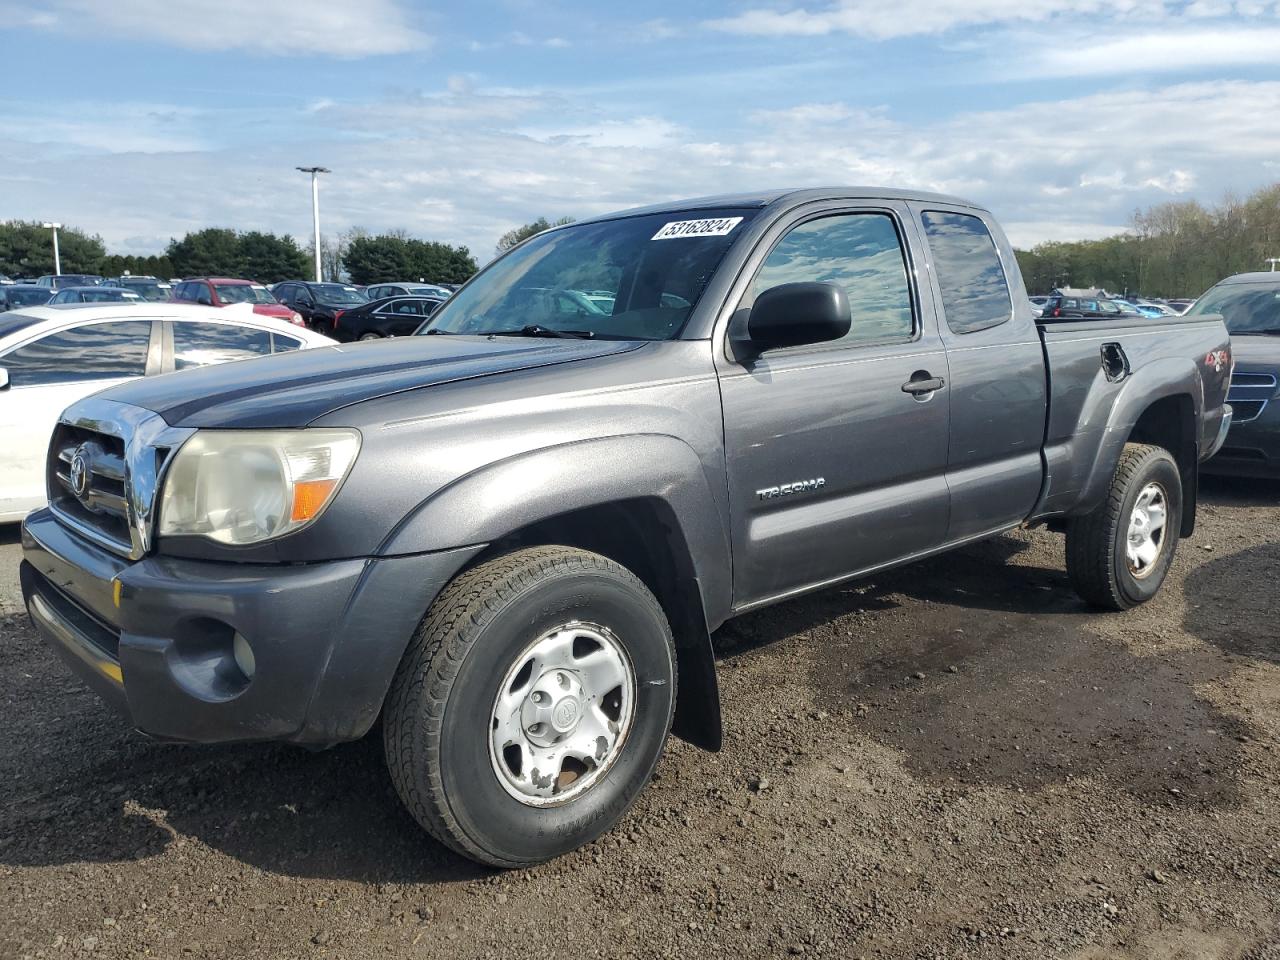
top-left (170, 278), bottom-right (305, 327)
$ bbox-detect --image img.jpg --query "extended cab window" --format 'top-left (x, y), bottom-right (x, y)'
top-left (751, 212), bottom-right (914, 346)
top-left (173, 321), bottom-right (272, 370)
top-left (921, 211), bottom-right (1012, 335)
top-left (1, 320), bottom-right (152, 386)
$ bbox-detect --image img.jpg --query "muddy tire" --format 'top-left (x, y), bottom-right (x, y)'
top-left (1066, 443), bottom-right (1182, 611)
top-left (382, 546), bottom-right (676, 868)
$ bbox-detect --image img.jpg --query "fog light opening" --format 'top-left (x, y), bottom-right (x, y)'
top-left (233, 632), bottom-right (257, 682)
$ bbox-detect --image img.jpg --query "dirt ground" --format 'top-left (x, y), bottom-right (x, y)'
top-left (2, 478), bottom-right (1278, 960)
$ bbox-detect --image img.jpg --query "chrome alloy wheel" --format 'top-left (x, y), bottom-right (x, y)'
top-left (1126, 481), bottom-right (1168, 578)
top-left (489, 622), bottom-right (636, 806)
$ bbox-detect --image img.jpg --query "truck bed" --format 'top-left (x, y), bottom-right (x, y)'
top-left (1033, 313), bottom-right (1231, 520)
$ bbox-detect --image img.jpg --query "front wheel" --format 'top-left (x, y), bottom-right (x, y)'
top-left (1066, 443), bottom-right (1182, 610)
top-left (382, 546), bottom-right (676, 867)
top-left (358, 331), bottom-right (381, 341)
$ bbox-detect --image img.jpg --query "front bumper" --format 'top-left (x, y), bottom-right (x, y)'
top-left (21, 508), bottom-right (482, 745)
top-left (1204, 400), bottom-right (1280, 478)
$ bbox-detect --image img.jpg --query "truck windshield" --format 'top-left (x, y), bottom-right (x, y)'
top-left (422, 208), bottom-right (758, 340)
top-left (1186, 283), bottom-right (1280, 334)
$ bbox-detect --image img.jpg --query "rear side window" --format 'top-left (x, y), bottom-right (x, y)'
top-left (271, 333), bottom-right (302, 353)
top-left (921, 211), bottom-right (1012, 335)
top-left (751, 212), bottom-right (914, 346)
top-left (173, 321), bottom-right (272, 370)
top-left (2, 320), bottom-right (152, 386)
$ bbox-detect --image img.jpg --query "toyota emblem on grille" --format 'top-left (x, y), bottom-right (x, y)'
top-left (69, 446), bottom-right (90, 499)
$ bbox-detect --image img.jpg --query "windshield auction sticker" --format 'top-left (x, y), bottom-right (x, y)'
top-left (651, 217), bottom-right (744, 240)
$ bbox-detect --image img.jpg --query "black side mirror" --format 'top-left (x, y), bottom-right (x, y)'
top-left (747, 281), bottom-right (851, 351)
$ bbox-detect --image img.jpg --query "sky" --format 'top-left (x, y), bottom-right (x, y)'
top-left (2, 0), bottom-right (1279, 263)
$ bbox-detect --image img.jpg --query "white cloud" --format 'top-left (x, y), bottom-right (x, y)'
top-left (707, 0), bottom-right (1277, 39)
top-left (1025, 26), bottom-right (1280, 76)
top-left (13, 0), bottom-right (428, 56)
top-left (4, 80), bottom-right (1279, 259)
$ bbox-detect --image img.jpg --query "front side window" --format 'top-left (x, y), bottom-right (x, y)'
top-left (173, 321), bottom-right (272, 370)
top-left (750, 212), bottom-right (914, 346)
top-left (1, 320), bottom-right (151, 386)
top-left (425, 207), bottom-right (758, 340)
top-left (921, 210), bottom-right (1012, 335)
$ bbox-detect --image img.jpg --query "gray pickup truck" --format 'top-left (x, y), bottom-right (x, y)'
top-left (19, 188), bottom-right (1232, 867)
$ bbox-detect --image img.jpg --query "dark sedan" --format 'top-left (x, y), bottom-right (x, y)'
top-left (332, 295), bottom-right (444, 342)
top-left (1039, 295), bottom-right (1143, 320)
top-left (1190, 273), bottom-right (1280, 478)
top-left (0, 284), bottom-right (52, 312)
top-left (47, 286), bottom-right (143, 305)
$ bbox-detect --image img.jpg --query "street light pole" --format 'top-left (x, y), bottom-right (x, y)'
top-left (41, 222), bottom-right (62, 275)
top-left (296, 166), bottom-right (330, 282)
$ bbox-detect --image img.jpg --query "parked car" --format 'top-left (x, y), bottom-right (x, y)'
top-left (272, 281), bottom-right (369, 334)
top-left (170, 278), bottom-right (305, 327)
top-left (1189, 272), bottom-right (1280, 478)
top-left (35, 274), bottom-right (103, 290)
top-left (0, 303), bottom-right (334, 522)
top-left (1110, 298), bottom-right (1163, 318)
top-left (1135, 300), bottom-right (1180, 317)
top-left (330, 295), bottom-right (445, 342)
top-left (104, 276), bottom-right (173, 302)
top-left (0, 284), bottom-right (51, 312)
top-left (48, 286), bottom-right (143, 305)
top-left (1039, 295), bottom-right (1143, 320)
top-left (364, 281), bottom-right (453, 301)
top-left (18, 187), bottom-right (1231, 869)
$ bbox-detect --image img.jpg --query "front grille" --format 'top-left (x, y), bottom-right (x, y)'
top-left (1226, 372), bottom-right (1277, 424)
top-left (44, 400), bottom-right (194, 561)
top-left (48, 424), bottom-right (135, 554)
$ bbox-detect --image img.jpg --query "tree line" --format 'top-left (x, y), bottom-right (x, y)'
top-left (1015, 182), bottom-right (1280, 297)
top-left (0, 215), bottom-right (581, 287)
top-left (0, 221), bottom-right (479, 285)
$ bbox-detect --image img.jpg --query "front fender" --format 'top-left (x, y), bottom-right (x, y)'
top-left (377, 433), bottom-right (734, 629)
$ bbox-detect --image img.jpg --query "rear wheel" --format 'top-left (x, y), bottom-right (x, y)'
top-left (1066, 443), bottom-right (1182, 610)
top-left (382, 546), bottom-right (676, 867)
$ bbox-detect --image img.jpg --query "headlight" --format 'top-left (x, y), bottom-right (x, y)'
top-left (158, 429), bottom-right (360, 545)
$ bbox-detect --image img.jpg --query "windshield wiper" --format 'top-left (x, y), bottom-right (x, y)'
top-left (492, 324), bottom-right (595, 340)
top-left (423, 327), bottom-right (452, 335)
top-left (1234, 329), bottom-right (1280, 335)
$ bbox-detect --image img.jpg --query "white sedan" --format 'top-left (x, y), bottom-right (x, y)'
top-left (0, 303), bottom-right (335, 523)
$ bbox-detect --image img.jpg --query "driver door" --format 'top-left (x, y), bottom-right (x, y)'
top-left (716, 204), bottom-right (951, 607)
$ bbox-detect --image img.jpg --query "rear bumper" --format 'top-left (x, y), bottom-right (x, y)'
top-left (20, 508), bottom-right (482, 745)
top-left (1204, 402), bottom-right (1280, 478)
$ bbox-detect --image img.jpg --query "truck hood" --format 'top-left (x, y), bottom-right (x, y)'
top-left (102, 336), bottom-right (643, 428)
